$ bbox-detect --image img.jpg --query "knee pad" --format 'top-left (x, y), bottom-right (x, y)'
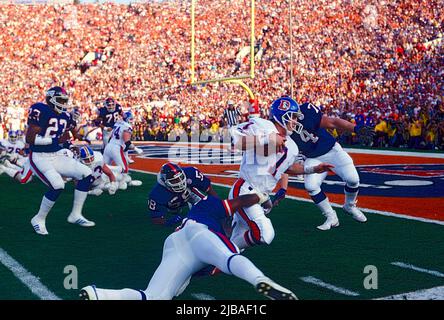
top-left (345, 173), bottom-right (360, 189)
top-left (305, 179), bottom-right (322, 196)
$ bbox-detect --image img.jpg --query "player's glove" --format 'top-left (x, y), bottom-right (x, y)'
top-left (165, 214), bottom-right (183, 227)
top-left (271, 188), bottom-right (287, 207)
top-left (134, 147), bottom-right (143, 155)
top-left (354, 125), bottom-right (375, 145)
top-left (108, 181), bottom-right (118, 195)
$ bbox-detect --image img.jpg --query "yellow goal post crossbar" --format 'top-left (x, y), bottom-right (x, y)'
top-left (190, 0), bottom-right (255, 99)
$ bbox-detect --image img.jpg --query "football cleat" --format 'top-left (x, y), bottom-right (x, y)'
top-left (317, 210), bottom-right (339, 231)
top-left (255, 277), bottom-right (298, 300)
top-left (128, 180), bottom-right (142, 187)
top-left (67, 214), bottom-right (95, 227)
top-left (31, 216), bottom-right (49, 235)
top-left (119, 181), bottom-right (128, 190)
top-left (343, 203), bottom-right (367, 223)
top-left (79, 285), bottom-right (99, 300)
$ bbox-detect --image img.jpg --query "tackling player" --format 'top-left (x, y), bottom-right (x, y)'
top-left (95, 97), bottom-right (123, 152)
top-left (148, 162), bottom-right (219, 226)
top-left (80, 192), bottom-right (297, 300)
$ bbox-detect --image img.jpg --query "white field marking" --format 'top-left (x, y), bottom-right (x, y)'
top-left (129, 169), bottom-right (444, 226)
top-left (376, 286), bottom-right (444, 300)
top-left (191, 293), bottom-right (216, 300)
top-left (0, 248), bottom-right (61, 300)
top-left (300, 276), bottom-right (360, 296)
top-left (132, 141), bottom-right (444, 158)
top-left (391, 262), bottom-right (444, 278)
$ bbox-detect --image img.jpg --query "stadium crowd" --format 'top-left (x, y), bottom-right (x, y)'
top-left (0, 0), bottom-right (443, 149)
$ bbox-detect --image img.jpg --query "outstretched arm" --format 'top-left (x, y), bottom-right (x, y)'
top-left (320, 116), bottom-right (355, 132)
top-left (285, 162), bottom-right (334, 175)
top-left (227, 193), bottom-right (269, 214)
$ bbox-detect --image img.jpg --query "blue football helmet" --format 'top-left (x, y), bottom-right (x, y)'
top-left (269, 96), bottom-right (303, 134)
top-left (123, 111), bottom-right (134, 124)
top-left (46, 86), bottom-right (70, 113)
top-left (78, 145), bottom-right (95, 166)
top-left (157, 162), bottom-right (187, 193)
top-left (8, 130), bottom-right (18, 143)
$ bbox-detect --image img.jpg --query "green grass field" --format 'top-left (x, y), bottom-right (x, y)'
top-left (1, 171), bottom-right (443, 300)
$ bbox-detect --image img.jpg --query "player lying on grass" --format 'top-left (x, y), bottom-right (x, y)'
top-left (80, 192), bottom-right (297, 300)
top-left (74, 145), bottom-right (142, 197)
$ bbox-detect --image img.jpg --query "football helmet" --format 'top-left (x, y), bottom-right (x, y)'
top-left (16, 130), bottom-right (24, 140)
top-left (78, 145), bottom-right (95, 166)
top-left (104, 98), bottom-right (116, 112)
top-left (157, 162), bottom-right (187, 193)
top-left (8, 130), bottom-right (18, 143)
top-left (46, 86), bottom-right (70, 113)
top-left (123, 111), bottom-right (134, 124)
top-left (269, 96), bottom-right (303, 134)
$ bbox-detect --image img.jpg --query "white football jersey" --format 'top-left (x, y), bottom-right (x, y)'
top-left (108, 121), bottom-right (133, 147)
top-left (0, 139), bottom-right (25, 155)
top-left (232, 118), bottom-right (299, 193)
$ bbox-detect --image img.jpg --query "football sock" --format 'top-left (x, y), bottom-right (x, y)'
top-left (227, 254), bottom-right (265, 286)
top-left (344, 185), bottom-right (359, 206)
top-left (70, 189), bottom-right (87, 217)
top-left (35, 196), bottom-right (56, 220)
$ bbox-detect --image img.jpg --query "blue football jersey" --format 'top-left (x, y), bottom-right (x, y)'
top-left (187, 195), bottom-right (232, 235)
top-left (27, 103), bottom-right (72, 153)
top-left (148, 166), bottom-right (212, 218)
top-left (98, 104), bottom-right (123, 128)
top-left (289, 102), bottom-right (336, 158)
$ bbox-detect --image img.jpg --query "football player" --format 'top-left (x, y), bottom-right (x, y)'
top-left (103, 111), bottom-right (142, 187)
top-left (80, 192), bottom-right (297, 300)
top-left (0, 130), bottom-right (26, 166)
top-left (229, 96), bottom-right (333, 250)
top-left (26, 86), bottom-right (95, 235)
top-left (288, 99), bottom-right (375, 230)
top-left (95, 98), bottom-right (123, 152)
top-left (148, 162), bottom-right (219, 226)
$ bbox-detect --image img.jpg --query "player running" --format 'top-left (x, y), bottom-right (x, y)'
top-left (26, 86), bottom-right (95, 235)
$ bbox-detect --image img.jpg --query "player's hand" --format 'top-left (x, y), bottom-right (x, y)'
top-left (134, 147), bottom-right (143, 155)
top-left (108, 182), bottom-right (118, 195)
top-left (314, 163), bottom-right (335, 173)
top-left (253, 189), bottom-right (270, 205)
top-left (271, 188), bottom-right (287, 207)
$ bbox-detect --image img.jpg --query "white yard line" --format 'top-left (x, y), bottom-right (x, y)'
top-left (0, 248), bottom-right (61, 300)
top-left (376, 286), bottom-right (444, 300)
top-left (130, 169), bottom-right (444, 226)
top-left (391, 262), bottom-right (444, 278)
top-left (191, 293), bottom-right (216, 300)
top-left (300, 276), bottom-right (360, 296)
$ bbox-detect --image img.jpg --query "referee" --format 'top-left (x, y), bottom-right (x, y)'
top-left (223, 100), bottom-right (242, 128)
